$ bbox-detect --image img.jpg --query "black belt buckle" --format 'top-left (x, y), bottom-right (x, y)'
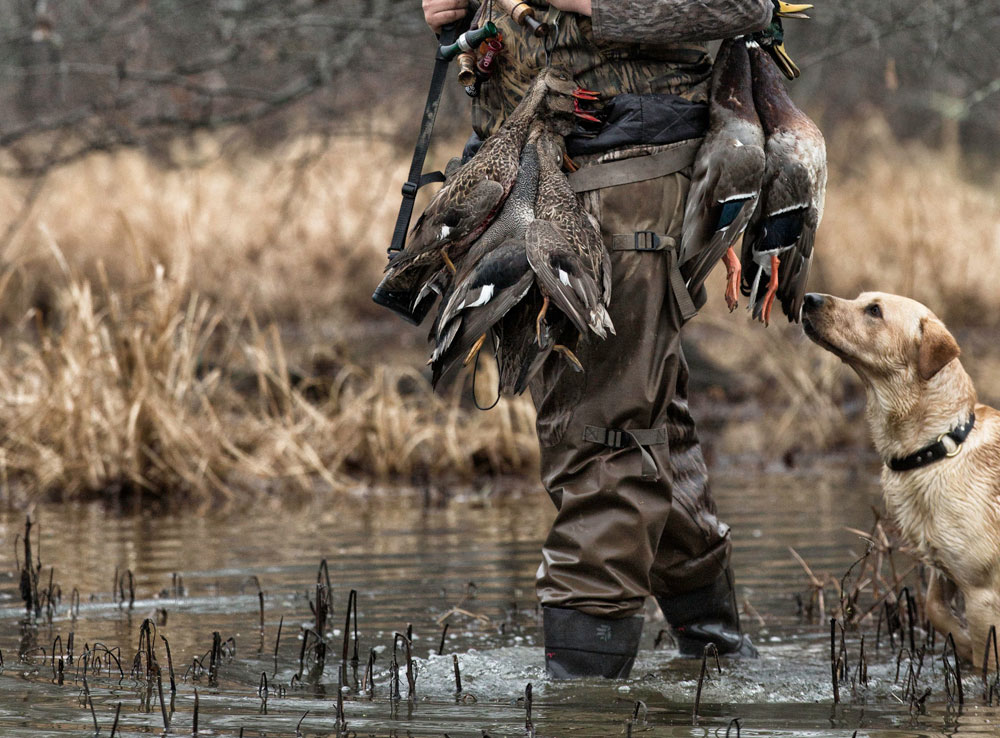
top-left (633, 231), bottom-right (661, 251)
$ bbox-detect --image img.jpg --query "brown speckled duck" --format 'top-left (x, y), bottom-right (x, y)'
top-left (525, 123), bottom-right (614, 343)
top-left (375, 67), bottom-right (589, 323)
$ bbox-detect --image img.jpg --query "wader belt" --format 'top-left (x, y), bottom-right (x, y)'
top-left (609, 231), bottom-right (699, 322)
top-left (583, 425), bottom-right (667, 481)
top-left (567, 138), bottom-right (702, 194)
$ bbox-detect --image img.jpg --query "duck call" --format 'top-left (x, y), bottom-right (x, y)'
top-left (494, 0), bottom-right (549, 37)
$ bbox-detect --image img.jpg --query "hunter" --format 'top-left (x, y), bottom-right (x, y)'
top-left (422, 0), bottom-right (774, 677)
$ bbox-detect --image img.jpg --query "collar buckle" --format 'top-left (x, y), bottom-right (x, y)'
top-left (937, 432), bottom-right (962, 458)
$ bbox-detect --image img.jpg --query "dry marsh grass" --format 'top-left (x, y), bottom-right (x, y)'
top-left (0, 245), bottom-right (538, 505)
top-left (0, 121), bottom-right (997, 502)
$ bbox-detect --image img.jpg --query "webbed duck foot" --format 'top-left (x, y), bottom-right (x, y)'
top-left (761, 254), bottom-right (781, 325)
top-left (535, 295), bottom-right (550, 347)
top-left (562, 152), bottom-right (579, 172)
top-left (463, 333), bottom-right (487, 366)
top-left (553, 345), bottom-right (584, 372)
top-left (723, 247), bottom-right (741, 312)
top-left (441, 249), bottom-right (457, 275)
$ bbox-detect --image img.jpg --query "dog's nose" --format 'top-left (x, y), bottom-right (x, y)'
top-left (803, 293), bottom-right (824, 312)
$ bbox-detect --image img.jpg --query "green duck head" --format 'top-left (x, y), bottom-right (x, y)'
top-left (753, 0), bottom-right (813, 80)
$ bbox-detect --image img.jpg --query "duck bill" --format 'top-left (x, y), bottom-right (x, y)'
top-left (776, 1), bottom-right (812, 18)
top-left (768, 41), bottom-right (801, 80)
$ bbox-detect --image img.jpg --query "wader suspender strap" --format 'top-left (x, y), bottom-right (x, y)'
top-left (610, 231), bottom-right (699, 321)
top-left (583, 426), bottom-right (667, 481)
top-left (387, 22), bottom-right (467, 255)
top-left (566, 138), bottom-right (703, 194)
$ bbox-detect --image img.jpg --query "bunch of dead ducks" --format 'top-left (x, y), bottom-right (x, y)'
top-left (379, 2), bottom-right (826, 397)
top-left (379, 67), bottom-right (612, 395)
top-left (681, 0), bottom-right (827, 325)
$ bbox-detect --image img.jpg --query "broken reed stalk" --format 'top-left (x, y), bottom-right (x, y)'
top-left (439, 623), bottom-right (449, 656)
top-left (524, 682), bottom-right (533, 731)
top-left (110, 702), bottom-right (121, 737)
top-left (983, 624), bottom-right (999, 702)
top-left (160, 635), bottom-right (176, 693)
top-left (726, 717), bottom-right (742, 737)
top-left (193, 688), bottom-right (199, 734)
top-left (831, 618), bottom-right (840, 704)
top-left (209, 632), bottom-right (222, 687)
top-left (692, 642), bottom-right (720, 720)
top-left (393, 630), bottom-right (416, 700)
top-left (20, 517), bottom-right (41, 618)
top-left (82, 675), bottom-right (99, 734)
top-left (258, 589), bottom-right (266, 653)
top-left (341, 588), bottom-right (359, 686)
top-left (119, 569), bottom-right (135, 611)
top-left (453, 654), bottom-right (462, 695)
top-left (336, 669), bottom-right (345, 729)
top-left (363, 647), bottom-right (377, 700)
top-left (155, 664), bottom-right (170, 732)
top-left (273, 615), bottom-right (283, 677)
top-left (942, 632), bottom-right (965, 706)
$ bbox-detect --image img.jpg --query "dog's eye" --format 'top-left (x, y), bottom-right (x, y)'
top-left (865, 303), bottom-right (883, 319)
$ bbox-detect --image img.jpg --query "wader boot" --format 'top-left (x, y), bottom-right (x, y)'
top-left (543, 607), bottom-right (644, 679)
top-left (656, 569), bottom-right (759, 658)
top-left (531, 145), bottom-right (755, 677)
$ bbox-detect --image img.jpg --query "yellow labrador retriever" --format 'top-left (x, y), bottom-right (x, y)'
top-left (802, 291), bottom-right (1000, 666)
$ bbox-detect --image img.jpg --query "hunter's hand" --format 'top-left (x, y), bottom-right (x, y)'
top-left (547, 0), bottom-right (592, 15)
top-left (423, 0), bottom-right (469, 33)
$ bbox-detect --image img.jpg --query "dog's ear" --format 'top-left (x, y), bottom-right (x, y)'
top-left (918, 317), bottom-right (960, 380)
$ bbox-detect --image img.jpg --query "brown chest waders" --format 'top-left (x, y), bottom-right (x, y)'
top-left (467, 7), bottom-right (757, 676)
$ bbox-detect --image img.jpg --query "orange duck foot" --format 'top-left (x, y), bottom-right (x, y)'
top-left (761, 253), bottom-right (780, 326)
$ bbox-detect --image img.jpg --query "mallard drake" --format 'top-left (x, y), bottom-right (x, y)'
top-left (679, 36), bottom-right (766, 312)
top-left (376, 67), bottom-right (590, 321)
top-left (525, 123), bottom-right (614, 343)
top-left (741, 32), bottom-right (827, 325)
top-left (753, 1), bottom-right (813, 81)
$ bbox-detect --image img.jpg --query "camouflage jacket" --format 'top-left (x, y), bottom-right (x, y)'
top-left (470, 0), bottom-right (772, 141)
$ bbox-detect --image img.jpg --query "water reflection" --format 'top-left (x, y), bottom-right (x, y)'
top-left (2, 467), bottom-right (998, 736)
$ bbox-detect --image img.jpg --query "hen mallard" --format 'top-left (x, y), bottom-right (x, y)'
top-left (679, 36), bottom-right (766, 312)
top-left (375, 67), bottom-right (590, 323)
top-left (428, 140), bottom-right (542, 385)
top-left (525, 123), bottom-right (614, 343)
top-left (741, 31), bottom-right (827, 325)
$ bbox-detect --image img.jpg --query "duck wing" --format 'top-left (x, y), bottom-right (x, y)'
top-left (494, 289), bottom-right (555, 396)
top-left (680, 142), bottom-right (764, 295)
top-left (430, 238), bottom-right (534, 387)
top-left (525, 220), bottom-right (613, 339)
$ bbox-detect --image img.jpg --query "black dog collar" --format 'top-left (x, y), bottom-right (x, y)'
top-left (886, 412), bottom-right (976, 472)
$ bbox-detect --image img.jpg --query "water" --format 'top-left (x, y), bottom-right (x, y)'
top-left (2, 466), bottom-right (998, 737)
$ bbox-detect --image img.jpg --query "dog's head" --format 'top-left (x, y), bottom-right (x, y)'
top-left (801, 291), bottom-right (960, 386)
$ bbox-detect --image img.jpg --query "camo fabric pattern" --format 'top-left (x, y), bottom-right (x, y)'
top-left (470, 4), bottom-right (713, 140)
top-left (590, 0), bottom-right (772, 45)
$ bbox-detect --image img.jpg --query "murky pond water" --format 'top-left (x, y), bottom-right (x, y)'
top-left (3, 466), bottom-right (1000, 737)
